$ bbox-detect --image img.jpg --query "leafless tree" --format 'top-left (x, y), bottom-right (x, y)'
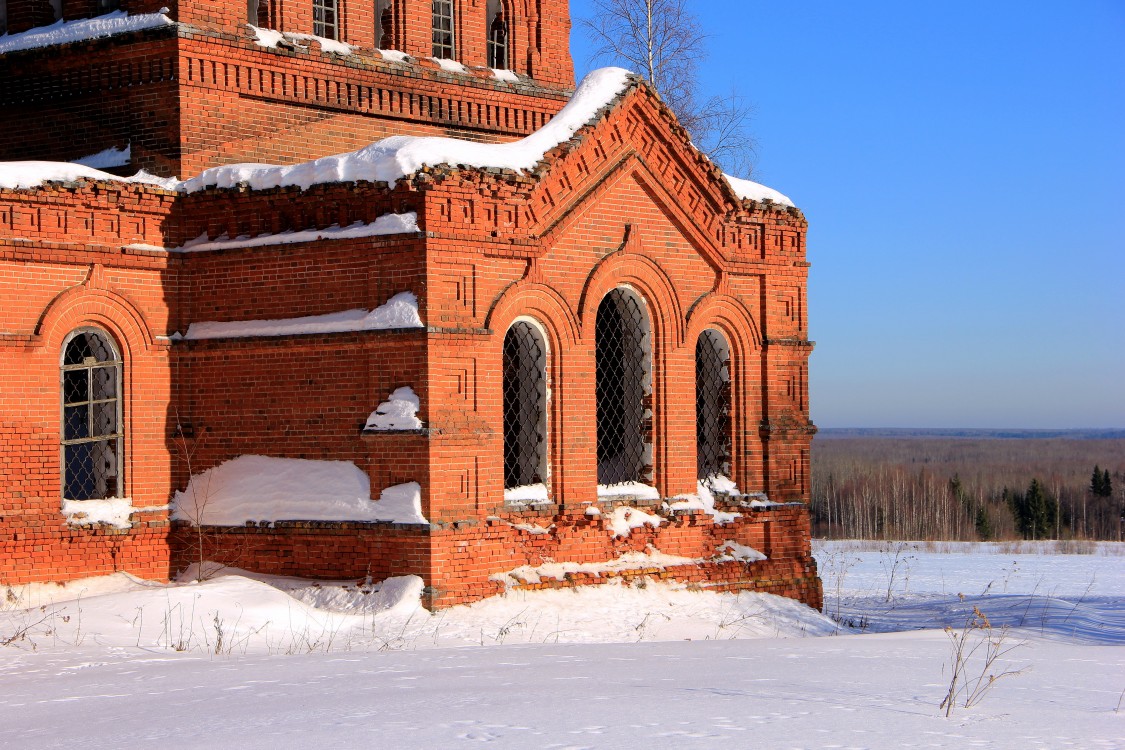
top-left (581, 0), bottom-right (756, 176)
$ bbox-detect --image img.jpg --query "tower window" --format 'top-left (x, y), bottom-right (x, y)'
top-left (377, 0), bottom-right (394, 49)
top-left (432, 0), bottom-right (456, 59)
top-left (313, 0), bottom-right (338, 40)
top-left (487, 7), bottom-right (508, 69)
top-left (61, 329), bottom-right (124, 502)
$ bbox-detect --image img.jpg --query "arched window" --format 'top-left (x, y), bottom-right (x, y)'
top-left (61, 329), bottom-right (123, 501)
top-left (487, 3), bottom-right (508, 69)
top-left (432, 0), bottom-right (456, 59)
top-left (595, 288), bottom-right (653, 487)
top-left (503, 321), bottom-right (548, 492)
top-left (696, 329), bottom-right (732, 483)
top-left (313, 0), bottom-right (338, 39)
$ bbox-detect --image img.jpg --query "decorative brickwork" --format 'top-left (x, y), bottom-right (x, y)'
top-left (1, 0), bottom-right (820, 610)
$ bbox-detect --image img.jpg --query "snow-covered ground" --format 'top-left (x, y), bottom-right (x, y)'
top-left (1, 541), bottom-right (1122, 748)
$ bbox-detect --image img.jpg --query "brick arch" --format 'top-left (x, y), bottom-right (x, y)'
top-left (485, 281), bottom-right (581, 349)
top-left (35, 284), bottom-right (156, 357)
top-left (578, 247), bottom-right (685, 350)
top-left (685, 292), bottom-right (762, 358)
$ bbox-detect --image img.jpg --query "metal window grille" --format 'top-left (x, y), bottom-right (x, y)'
top-left (432, 0), bottom-right (455, 59)
top-left (503, 322), bottom-right (547, 489)
top-left (696, 329), bottom-right (732, 481)
top-left (61, 329), bottom-right (123, 501)
top-left (313, 0), bottom-right (338, 40)
top-left (487, 11), bottom-right (508, 69)
top-left (595, 289), bottom-right (652, 486)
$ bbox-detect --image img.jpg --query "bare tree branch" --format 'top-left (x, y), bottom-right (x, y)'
top-left (579, 0), bottom-right (755, 175)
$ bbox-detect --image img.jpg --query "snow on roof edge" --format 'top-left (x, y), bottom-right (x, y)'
top-left (0, 10), bottom-right (174, 56)
top-left (0, 161), bottom-right (178, 191)
top-left (723, 173), bottom-right (796, 208)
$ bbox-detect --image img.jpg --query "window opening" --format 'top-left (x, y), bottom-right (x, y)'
top-left (61, 329), bottom-right (123, 501)
top-left (0, 0), bottom-right (7, 36)
top-left (487, 3), bottom-right (508, 69)
top-left (96, 0), bottom-right (120, 15)
top-left (313, 0), bottom-right (338, 39)
top-left (432, 0), bottom-right (455, 59)
top-left (696, 329), bottom-right (732, 482)
top-left (595, 289), bottom-right (653, 486)
top-left (377, 0), bottom-right (393, 48)
top-left (49, 0), bottom-right (62, 21)
top-left (503, 321), bottom-right (548, 490)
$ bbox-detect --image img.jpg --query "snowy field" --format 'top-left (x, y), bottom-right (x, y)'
top-left (1, 541), bottom-right (1122, 749)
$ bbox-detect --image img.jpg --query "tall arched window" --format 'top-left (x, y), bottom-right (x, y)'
top-left (696, 329), bottom-right (732, 483)
top-left (595, 288), bottom-right (653, 487)
top-left (313, 0), bottom-right (338, 39)
top-left (503, 321), bottom-right (548, 493)
top-left (432, 0), bottom-right (456, 59)
top-left (487, 3), bottom-right (508, 69)
top-left (61, 329), bottom-right (123, 501)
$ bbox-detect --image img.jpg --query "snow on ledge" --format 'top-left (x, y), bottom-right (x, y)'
top-left (490, 549), bottom-right (700, 587)
top-left (183, 291), bottom-right (422, 340)
top-left (724, 173), bottom-right (795, 207)
top-left (169, 212), bottom-right (418, 253)
top-left (667, 476), bottom-right (742, 524)
top-left (492, 69), bottom-right (519, 82)
top-left (715, 541), bottom-right (766, 563)
top-left (62, 497), bottom-right (134, 529)
top-left (73, 144), bottom-right (131, 170)
top-left (171, 456), bottom-right (430, 525)
top-left (607, 505), bottom-right (663, 538)
top-left (504, 483), bottom-right (550, 504)
top-left (365, 386), bottom-right (423, 430)
top-left (0, 161), bottom-right (177, 191)
top-left (248, 25), bottom-right (354, 56)
top-left (429, 57), bottom-right (467, 73)
top-left (0, 10), bottom-right (174, 55)
top-left (180, 67), bottom-right (632, 193)
top-left (597, 481), bottom-right (660, 501)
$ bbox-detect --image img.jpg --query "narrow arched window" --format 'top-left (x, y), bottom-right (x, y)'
top-left (503, 321), bottom-right (548, 493)
top-left (595, 289), bottom-right (653, 487)
top-left (696, 329), bottom-right (732, 483)
top-left (487, 4), bottom-right (508, 69)
top-left (61, 329), bottom-right (123, 501)
top-left (432, 0), bottom-right (456, 59)
top-left (313, 0), bottom-right (338, 39)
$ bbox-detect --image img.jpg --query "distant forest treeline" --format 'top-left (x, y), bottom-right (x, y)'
top-left (810, 437), bottom-right (1125, 541)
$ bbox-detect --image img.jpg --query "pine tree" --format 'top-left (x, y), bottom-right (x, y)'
top-left (974, 506), bottom-right (993, 540)
top-left (1102, 468), bottom-right (1113, 497)
top-left (1025, 478), bottom-right (1054, 539)
top-left (1090, 465), bottom-right (1102, 496)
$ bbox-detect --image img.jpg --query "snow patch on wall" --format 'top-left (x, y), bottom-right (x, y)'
top-left (172, 455), bottom-right (387, 525)
top-left (181, 67), bottom-right (632, 193)
top-left (667, 476), bottom-right (742, 524)
top-left (183, 291), bottom-right (422, 339)
top-left (607, 505), bottom-right (663, 538)
top-left (365, 386), bottom-right (423, 430)
top-left (0, 10), bottom-right (173, 55)
top-left (724, 173), bottom-right (795, 207)
top-left (73, 144), bottom-right (131, 170)
top-left (168, 213), bottom-right (418, 253)
top-left (62, 497), bottom-right (134, 529)
top-left (370, 482), bottom-right (428, 525)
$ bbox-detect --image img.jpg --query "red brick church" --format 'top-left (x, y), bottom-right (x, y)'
top-left (0, 0), bottom-right (821, 609)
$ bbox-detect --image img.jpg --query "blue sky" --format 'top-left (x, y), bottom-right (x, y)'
top-left (568, 0), bottom-right (1124, 428)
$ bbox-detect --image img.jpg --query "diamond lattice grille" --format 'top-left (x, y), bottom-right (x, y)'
top-left (503, 322), bottom-right (547, 489)
top-left (696, 329), bottom-right (732, 481)
top-left (61, 330), bottom-right (123, 501)
top-left (595, 290), bottom-right (651, 486)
